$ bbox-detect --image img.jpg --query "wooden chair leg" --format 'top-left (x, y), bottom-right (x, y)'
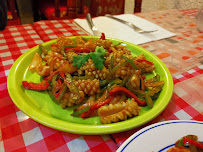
top-left (134, 0), bottom-right (142, 12)
top-left (8, 0), bottom-right (18, 19)
top-left (67, 0), bottom-right (77, 19)
top-left (55, 0), bottom-right (60, 17)
top-left (78, 0), bottom-right (84, 14)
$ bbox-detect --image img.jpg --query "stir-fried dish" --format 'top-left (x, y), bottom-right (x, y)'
top-left (167, 135), bottom-right (203, 152)
top-left (22, 35), bottom-right (164, 124)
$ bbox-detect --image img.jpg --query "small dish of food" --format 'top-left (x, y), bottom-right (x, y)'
top-left (8, 35), bottom-right (173, 134)
top-left (117, 120), bottom-right (203, 152)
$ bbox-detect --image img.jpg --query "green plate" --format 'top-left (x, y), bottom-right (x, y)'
top-left (7, 36), bottom-right (173, 135)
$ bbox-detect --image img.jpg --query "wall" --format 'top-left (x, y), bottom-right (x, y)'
top-left (124, 0), bottom-right (135, 14)
top-left (141, 0), bottom-right (203, 12)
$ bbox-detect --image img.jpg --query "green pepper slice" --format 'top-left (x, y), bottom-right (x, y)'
top-left (71, 106), bottom-right (90, 117)
top-left (145, 92), bottom-right (153, 109)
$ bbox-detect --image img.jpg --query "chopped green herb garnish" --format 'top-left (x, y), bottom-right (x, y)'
top-left (72, 46), bottom-right (106, 70)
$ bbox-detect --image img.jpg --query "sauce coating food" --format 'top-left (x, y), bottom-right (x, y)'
top-left (167, 135), bottom-right (203, 152)
top-left (22, 36), bottom-right (164, 124)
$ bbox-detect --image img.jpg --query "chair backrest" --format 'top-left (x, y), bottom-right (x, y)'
top-left (134, 0), bottom-right (142, 13)
top-left (89, 0), bottom-right (125, 17)
top-left (89, 0), bottom-right (142, 17)
top-left (54, 0), bottom-right (85, 18)
top-left (7, 0), bottom-right (18, 20)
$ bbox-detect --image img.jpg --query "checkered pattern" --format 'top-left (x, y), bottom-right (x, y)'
top-left (33, 20), bottom-right (87, 42)
top-left (0, 24), bottom-right (43, 99)
top-left (111, 65), bottom-right (203, 147)
top-left (0, 105), bottom-right (118, 152)
top-left (0, 24), bottom-right (117, 152)
top-left (0, 9), bottom-right (203, 152)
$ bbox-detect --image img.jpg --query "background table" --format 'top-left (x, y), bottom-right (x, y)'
top-left (0, 9), bottom-right (202, 152)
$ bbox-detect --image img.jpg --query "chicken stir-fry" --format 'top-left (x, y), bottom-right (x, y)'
top-left (22, 35), bottom-right (164, 124)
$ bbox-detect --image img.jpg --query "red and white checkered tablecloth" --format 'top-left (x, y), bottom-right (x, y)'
top-left (0, 25), bottom-right (118, 152)
top-left (33, 20), bottom-right (87, 42)
top-left (0, 9), bottom-right (203, 152)
top-left (0, 24), bottom-right (43, 98)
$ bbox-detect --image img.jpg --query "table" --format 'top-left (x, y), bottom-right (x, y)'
top-left (0, 9), bottom-right (202, 152)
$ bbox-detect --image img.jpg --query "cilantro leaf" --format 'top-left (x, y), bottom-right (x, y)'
top-left (95, 46), bottom-right (106, 55)
top-left (72, 46), bottom-right (106, 70)
top-left (72, 54), bottom-right (90, 69)
top-left (91, 52), bottom-right (105, 70)
top-left (90, 46), bottom-right (106, 70)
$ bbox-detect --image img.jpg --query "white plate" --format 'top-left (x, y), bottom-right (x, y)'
top-left (117, 120), bottom-right (203, 152)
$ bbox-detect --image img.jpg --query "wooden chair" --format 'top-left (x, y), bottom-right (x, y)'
top-left (35, 0), bottom-right (142, 20)
top-left (134, 0), bottom-right (142, 13)
top-left (6, 0), bottom-right (21, 25)
top-left (89, 0), bottom-right (142, 17)
top-left (36, 0), bottom-right (88, 20)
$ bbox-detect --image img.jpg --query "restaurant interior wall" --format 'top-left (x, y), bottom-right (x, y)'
top-left (141, 0), bottom-right (203, 12)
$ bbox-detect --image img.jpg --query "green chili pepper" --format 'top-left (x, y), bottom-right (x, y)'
top-left (96, 86), bottom-right (108, 99)
top-left (56, 84), bottom-right (67, 102)
top-left (48, 90), bottom-right (58, 104)
top-left (122, 56), bottom-right (138, 70)
top-left (107, 78), bottom-right (123, 91)
top-left (51, 74), bottom-right (59, 95)
top-left (125, 83), bottom-right (145, 99)
top-left (176, 138), bottom-right (185, 147)
top-left (109, 55), bottom-right (114, 71)
top-left (145, 92), bottom-right (153, 108)
top-left (65, 73), bottom-right (80, 100)
top-left (151, 93), bottom-right (160, 100)
top-left (61, 46), bottom-right (67, 57)
top-left (99, 79), bottom-right (110, 87)
top-left (155, 74), bottom-right (160, 82)
top-left (51, 74), bottom-right (58, 86)
top-left (63, 44), bottom-right (76, 48)
top-left (71, 106), bottom-right (90, 117)
top-left (39, 44), bottom-right (48, 57)
top-left (107, 61), bottom-right (129, 80)
top-left (115, 42), bottom-right (123, 46)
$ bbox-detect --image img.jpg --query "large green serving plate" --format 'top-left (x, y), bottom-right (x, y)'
top-left (8, 36), bottom-right (173, 135)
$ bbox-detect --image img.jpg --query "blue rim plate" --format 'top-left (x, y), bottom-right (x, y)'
top-left (117, 120), bottom-right (203, 152)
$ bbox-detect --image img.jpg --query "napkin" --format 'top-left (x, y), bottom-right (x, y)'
top-left (74, 14), bottom-right (176, 45)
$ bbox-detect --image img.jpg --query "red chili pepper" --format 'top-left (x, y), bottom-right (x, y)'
top-left (81, 109), bottom-right (96, 118)
top-left (22, 80), bottom-right (49, 90)
top-left (100, 33), bottom-right (105, 40)
top-left (47, 71), bottom-right (59, 81)
top-left (109, 86), bottom-right (146, 107)
top-left (183, 136), bottom-right (203, 149)
top-left (57, 78), bottom-right (62, 85)
top-left (91, 96), bottom-right (114, 110)
top-left (55, 84), bottom-right (67, 100)
top-left (81, 96), bottom-right (114, 118)
top-left (55, 89), bottom-right (62, 98)
top-left (108, 48), bottom-right (112, 53)
top-left (59, 72), bottom-right (65, 80)
top-left (65, 47), bottom-right (94, 53)
top-left (51, 44), bottom-right (58, 47)
top-left (136, 59), bottom-right (154, 66)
